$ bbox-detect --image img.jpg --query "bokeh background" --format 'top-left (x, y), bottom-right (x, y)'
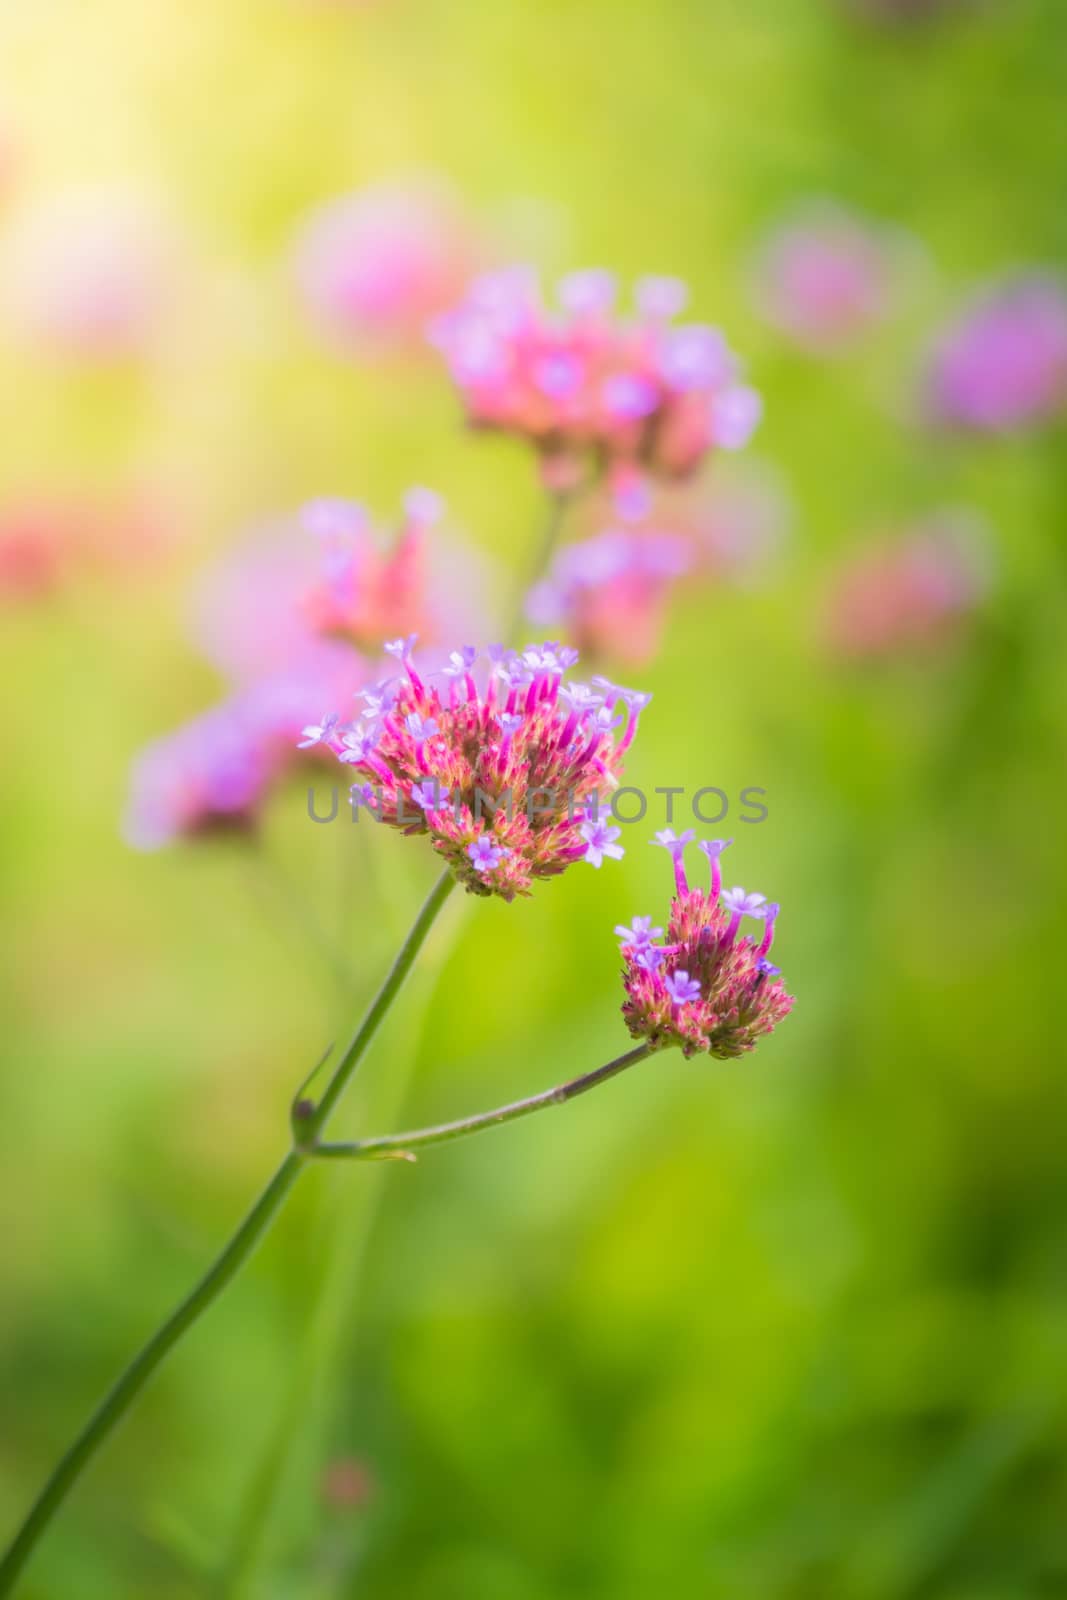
top-left (3, 2), bottom-right (1067, 1596)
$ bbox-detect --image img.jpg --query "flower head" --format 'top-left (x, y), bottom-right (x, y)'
top-left (294, 177), bottom-right (480, 351)
top-left (430, 268), bottom-right (760, 503)
top-left (3, 185), bottom-right (169, 361)
top-left (925, 274), bottom-right (1067, 434)
top-left (125, 644), bottom-right (367, 850)
top-left (194, 491), bottom-right (491, 681)
top-left (526, 527), bottom-right (692, 666)
top-left (755, 203), bottom-right (908, 351)
top-left (322, 640), bottom-right (647, 899)
top-left (124, 708), bottom-right (270, 850)
top-left (824, 511), bottom-right (993, 660)
top-left (620, 837), bottom-right (794, 1059)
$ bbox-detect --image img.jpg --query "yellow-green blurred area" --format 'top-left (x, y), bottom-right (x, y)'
top-left (3, 1), bottom-right (1067, 1596)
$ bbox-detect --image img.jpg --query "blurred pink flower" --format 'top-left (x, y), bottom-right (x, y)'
top-left (1, 187), bottom-right (171, 359)
top-left (295, 178), bottom-right (481, 350)
top-left (192, 490), bottom-right (497, 683)
top-left (0, 506), bottom-right (66, 602)
top-left (73, 493), bottom-right (176, 576)
top-left (525, 462), bottom-right (790, 666)
top-left (925, 274), bottom-right (1067, 434)
top-left (755, 203), bottom-right (912, 350)
top-left (0, 492), bottom-right (173, 605)
top-left (825, 512), bottom-right (993, 660)
top-left (124, 643), bottom-right (368, 849)
top-left (430, 267), bottom-right (760, 504)
top-left (321, 1457), bottom-right (375, 1514)
top-left (665, 460), bottom-right (792, 586)
top-left (527, 528), bottom-right (691, 667)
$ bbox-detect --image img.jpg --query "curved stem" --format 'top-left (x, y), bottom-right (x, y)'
top-left (308, 1043), bottom-right (654, 1162)
top-left (216, 489), bottom-right (583, 1593)
top-left (0, 1153), bottom-right (302, 1595)
top-left (0, 868), bottom-right (456, 1597)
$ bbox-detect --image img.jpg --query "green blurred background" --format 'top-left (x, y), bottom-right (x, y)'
top-left (3, 1), bottom-right (1067, 1596)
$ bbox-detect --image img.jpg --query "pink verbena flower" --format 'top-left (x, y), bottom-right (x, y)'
top-left (0, 493), bottom-right (172, 606)
top-left (193, 491), bottom-right (492, 682)
top-left (620, 837), bottom-right (793, 1060)
top-left (609, 457), bottom-right (790, 581)
top-left (321, 638), bottom-right (650, 901)
top-left (526, 527), bottom-right (691, 666)
top-left (824, 511), bottom-right (993, 660)
top-left (301, 489), bottom-right (441, 647)
top-left (125, 644), bottom-right (367, 849)
top-left (1, 186), bottom-right (171, 360)
top-left (925, 275), bottom-right (1067, 434)
top-left (0, 504), bottom-right (67, 602)
top-left (124, 708), bottom-right (270, 849)
top-left (429, 268), bottom-right (760, 501)
top-left (295, 177), bottom-right (480, 351)
top-left (755, 202), bottom-right (912, 351)
top-left (687, 461), bottom-right (792, 585)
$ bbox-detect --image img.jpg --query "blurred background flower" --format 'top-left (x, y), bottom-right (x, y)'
top-left (754, 200), bottom-right (922, 352)
top-left (0, 184), bottom-right (176, 361)
top-left (823, 509), bottom-right (993, 659)
top-left (924, 273), bottom-right (1067, 434)
top-left (2, 1), bottom-right (1065, 1596)
top-left (294, 175), bottom-right (485, 353)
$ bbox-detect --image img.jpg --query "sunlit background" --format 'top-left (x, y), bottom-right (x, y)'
top-left (3, 2), bottom-right (1067, 1596)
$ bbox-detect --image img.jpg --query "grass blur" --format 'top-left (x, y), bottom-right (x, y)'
top-left (2, 1), bottom-right (1067, 1596)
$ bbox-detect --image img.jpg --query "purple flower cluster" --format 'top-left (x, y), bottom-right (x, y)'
top-left (620, 835), bottom-right (793, 1059)
top-left (125, 644), bottom-right (366, 849)
top-left (926, 274), bottom-right (1067, 435)
top-left (430, 267), bottom-right (760, 506)
top-left (307, 637), bottom-right (651, 900)
top-left (526, 527), bottom-right (691, 666)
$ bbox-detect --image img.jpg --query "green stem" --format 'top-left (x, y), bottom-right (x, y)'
top-left (0, 1153), bottom-right (302, 1596)
top-left (0, 868), bottom-right (456, 1597)
top-left (216, 488), bottom-right (583, 1593)
top-left (307, 1043), bottom-right (655, 1163)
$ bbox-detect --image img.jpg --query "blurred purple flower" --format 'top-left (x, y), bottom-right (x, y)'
top-left (755, 202), bottom-right (915, 350)
top-left (925, 274), bottom-right (1067, 434)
